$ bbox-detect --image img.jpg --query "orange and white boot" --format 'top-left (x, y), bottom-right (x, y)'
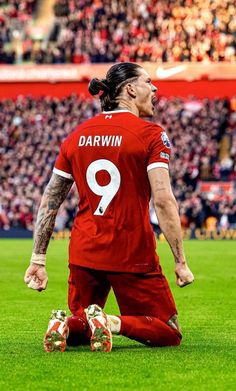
top-left (85, 304), bottom-right (112, 352)
top-left (44, 310), bottom-right (69, 352)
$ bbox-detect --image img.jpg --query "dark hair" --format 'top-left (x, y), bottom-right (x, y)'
top-left (88, 62), bottom-right (142, 111)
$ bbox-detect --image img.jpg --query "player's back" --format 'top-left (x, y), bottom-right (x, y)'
top-left (55, 110), bottom-right (162, 272)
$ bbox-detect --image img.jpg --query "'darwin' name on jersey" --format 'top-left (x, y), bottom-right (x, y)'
top-left (78, 134), bottom-right (123, 147)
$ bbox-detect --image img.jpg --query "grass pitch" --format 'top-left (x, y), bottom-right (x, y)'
top-left (0, 239), bottom-right (235, 391)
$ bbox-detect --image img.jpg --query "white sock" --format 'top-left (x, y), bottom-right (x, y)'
top-left (107, 315), bottom-right (121, 334)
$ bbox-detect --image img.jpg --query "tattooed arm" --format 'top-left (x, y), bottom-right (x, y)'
top-left (24, 173), bottom-right (74, 291)
top-left (33, 173), bottom-right (74, 254)
top-left (148, 168), bottom-right (194, 287)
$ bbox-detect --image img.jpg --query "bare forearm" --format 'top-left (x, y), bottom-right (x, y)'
top-left (155, 198), bottom-right (186, 264)
top-left (33, 198), bottom-right (58, 254)
top-left (148, 169), bottom-right (194, 287)
top-left (33, 173), bottom-right (73, 255)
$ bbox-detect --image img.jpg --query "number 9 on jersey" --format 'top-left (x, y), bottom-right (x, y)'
top-left (86, 159), bottom-right (121, 216)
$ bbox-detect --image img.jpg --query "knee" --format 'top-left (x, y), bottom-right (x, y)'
top-left (167, 328), bottom-right (182, 346)
top-left (172, 332), bottom-right (182, 346)
top-left (147, 329), bottom-right (182, 347)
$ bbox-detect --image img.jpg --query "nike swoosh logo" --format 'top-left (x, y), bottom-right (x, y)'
top-left (156, 65), bottom-right (187, 79)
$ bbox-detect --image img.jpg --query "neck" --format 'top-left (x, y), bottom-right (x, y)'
top-left (116, 101), bottom-right (139, 117)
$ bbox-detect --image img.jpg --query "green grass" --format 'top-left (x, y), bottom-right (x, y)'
top-left (0, 239), bottom-right (236, 391)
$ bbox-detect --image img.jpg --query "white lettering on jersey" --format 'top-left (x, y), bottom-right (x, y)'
top-left (114, 136), bottom-right (122, 146)
top-left (78, 135), bottom-right (86, 146)
top-left (102, 135), bottom-right (112, 146)
top-left (93, 135), bottom-right (100, 146)
top-left (78, 135), bottom-right (122, 147)
top-left (160, 152), bottom-right (170, 160)
top-left (86, 136), bottom-right (92, 146)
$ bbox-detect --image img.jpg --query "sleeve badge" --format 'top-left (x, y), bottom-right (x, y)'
top-left (161, 132), bottom-right (171, 148)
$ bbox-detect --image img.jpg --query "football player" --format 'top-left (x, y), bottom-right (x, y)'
top-left (24, 62), bottom-right (194, 352)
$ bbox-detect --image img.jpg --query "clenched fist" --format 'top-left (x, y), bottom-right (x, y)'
top-left (24, 263), bottom-right (48, 292)
top-left (175, 262), bottom-right (194, 288)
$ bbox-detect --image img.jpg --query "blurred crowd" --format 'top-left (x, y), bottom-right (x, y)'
top-left (0, 0), bottom-right (236, 64)
top-left (0, 94), bottom-right (235, 231)
top-left (156, 96), bottom-right (236, 231)
top-left (0, 0), bottom-right (37, 63)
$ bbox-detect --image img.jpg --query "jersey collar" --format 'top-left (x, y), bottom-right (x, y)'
top-left (102, 109), bottom-right (132, 114)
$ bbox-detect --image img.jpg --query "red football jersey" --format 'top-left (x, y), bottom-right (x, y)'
top-left (53, 110), bottom-right (171, 272)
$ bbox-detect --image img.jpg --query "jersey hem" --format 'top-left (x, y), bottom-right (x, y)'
top-left (68, 260), bottom-right (158, 274)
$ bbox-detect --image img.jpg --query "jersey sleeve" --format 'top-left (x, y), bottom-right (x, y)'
top-left (146, 125), bottom-right (171, 172)
top-left (53, 138), bottom-right (74, 180)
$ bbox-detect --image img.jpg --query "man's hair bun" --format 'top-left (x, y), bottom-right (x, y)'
top-left (88, 78), bottom-right (110, 96)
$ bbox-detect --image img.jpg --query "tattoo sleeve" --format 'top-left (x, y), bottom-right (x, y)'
top-left (33, 173), bottom-right (74, 254)
top-left (171, 238), bottom-right (184, 264)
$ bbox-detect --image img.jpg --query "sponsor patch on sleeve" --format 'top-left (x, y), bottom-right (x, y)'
top-left (160, 152), bottom-right (170, 160)
top-left (161, 132), bottom-right (171, 148)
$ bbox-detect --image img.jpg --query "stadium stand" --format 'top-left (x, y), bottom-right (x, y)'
top-left (0, 94), bottom-right (235, 231)
top-left (0, 0), bottom-right (235, 64)
top-left (0, 0), bottom-right (37, 63)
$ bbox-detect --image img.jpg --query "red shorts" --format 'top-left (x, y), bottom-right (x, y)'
top-left (68, 263), bottom-right (177, 323)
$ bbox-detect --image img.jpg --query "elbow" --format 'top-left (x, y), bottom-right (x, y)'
top-left (153, 195), bottom-right (177, 212)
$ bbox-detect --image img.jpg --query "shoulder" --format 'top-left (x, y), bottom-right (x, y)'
top-left (133, 117), bottom-right (163, 136)
top-left (144, 120), bottom-right (171, 147)
top-left (137, 119), bottom-right (167, 146)
top-left (142, 119), bottom-right (163, 132)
